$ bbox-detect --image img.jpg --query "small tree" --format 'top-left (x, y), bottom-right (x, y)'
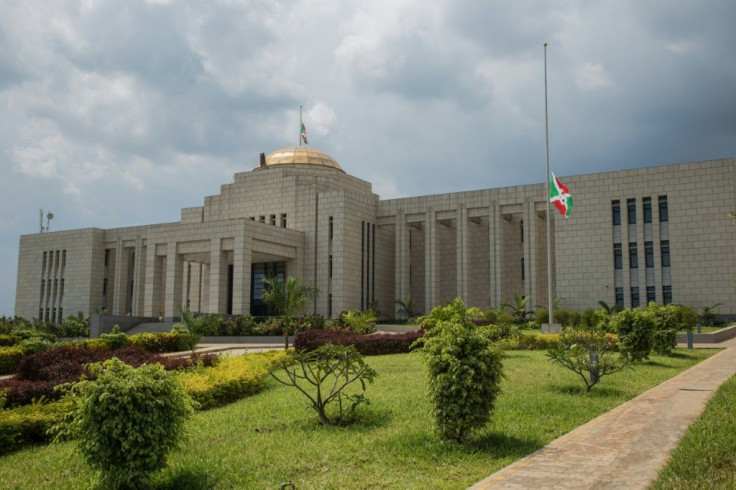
top-left (54, 358), bottom-right (194, 489)
top-left (341, 309), bottom-right (377, 334)
top-left (271, 344), bottom-right (377, 426)
top-left (262, 276), bottom-right (318, 349)
top-left (414, 302), bottom-right (504, 443)
top-left (502, 292), bottom-right (532, 325)
top-left (610, 308), bottom-right (656, 361)
top-left (547, 328), bottom-right (629, 392)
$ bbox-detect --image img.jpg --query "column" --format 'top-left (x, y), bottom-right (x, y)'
top-left (524, 198), bottom-right (537, 305)
top-left (425, 208), bottom-right (437, 311)
top-left (143, 244), bottom-right (163, 317)
top-left (394, 211), bottom-right (410, 316)
top-left (489, 201), bottom-right (502, 308)
top-left (456, 205), bottom-right (469, 302)
top-left (132, 237), bottom-right (146, 316)
top-left (201, 263), bottom-right (210, 313)
top-left (112, 238), bottom-right (126, 315)
top-left (232, 220), bottom-right (252, 315)
top-left (164, 243), bottom-right (183, 320)
top-left (208, 239), bottom-right (228, 314)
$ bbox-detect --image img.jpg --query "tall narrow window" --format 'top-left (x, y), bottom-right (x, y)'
top-left (329, 216), bottom-right (334, 240)
top-left (615, 287), bottom-right (624, 308)
top-left (280, 213), bottom-right (287, 228)
top-left (521, 257), bottom-right (525, 281)
top-left (645, 241), bottom-right (654, 268)
top-left (259, 216), bottom-right (265, 223)
top-left (612, 200), bottom-right (621, 225)
top-left (329, 254), bottom-right (333, 279)
top-left (643, 197), bottom-right (652, 223)
top-left (661, 240), bottom-right (671, 267)
top-left (614, 243), bottom-right (622, 269)
top-left (663, 285), bottom-right (672, 305)
top-left (629, 242), bottom-right (638, 269)
top-left (520, 220), bottom-right (524, 243)
top-left (646, 286), bottom-right (655, 303)
top-left (658, 196), bottom-right (668, 222)
top-left (269, 214), bottom-right (276, 226)
top-left (627, 198), bottom-right (636, 224)
top-left (631, 287), bottom-right (640, 308)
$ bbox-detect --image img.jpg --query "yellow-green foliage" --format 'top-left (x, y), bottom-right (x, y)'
top-left (0, 346), bottom-right (24, 375)
top-left (500, 333), bottom-right (562, 350)
top-left (0, 399), bottom-right (72, 455)
top-left (177, 351), bottom-right (288, 410)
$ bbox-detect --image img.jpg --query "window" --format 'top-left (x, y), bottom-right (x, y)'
top-left (629, 242), bottom-right (638, 269)
top-left (645, 241), bottom-right (654, 268)
top-left (249, 216), bottom-right (255, 220)
top-left (659, 196), bottom-right (668, 222)
top-left (521, 257), bottom-right (525, 281)
top-left (269, 214), bottom-right (276, 226)
top-left (631, 287), bottom-right (640, 308)
top-left (329, 216), bottom-right (334, 240)
top-left (661, 240), bottom-right (670, 267)
top-left (615, 287), bottom-right (624, 308)
top-left (259, 216), bottom-right (265, 223)
top-left (646, 286), bottom-right (655, 303)
top-left (627, 198), bottom-right (636, 224)
top-left (520, 220), bottom-right (524, 243)
top-left (643, 197), bottom-right (652, 223)
top-left (280, 213), bottom-right (287, 228)
top-left (328, 293), bottom-right (333, 318)
top-left (614, 243), bottom-right (622, 269)
top-left (663, 285), bottom-right (672, 305)
top-left (329, 254), bottom-right (333, 279)
top-left (612, 200), bottom-right (621, 225)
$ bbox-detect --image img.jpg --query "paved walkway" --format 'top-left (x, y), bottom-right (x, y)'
top-left (470, 337), bottom-right (736, 489)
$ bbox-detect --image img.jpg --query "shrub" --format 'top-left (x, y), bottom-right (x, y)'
top-left (0, 399), bottom-right (72, 456)
top-left (415, 319), bottom-right (504, 442)
top-left (98, 326), bottom-right (130, 350)
top-left (341, 310), bottom-right (377, 334)
top-left (54, 358), bottom-right (195, 489)
top-left (511, 333), bottom-right (561, 350)
top-left (0, 379), bottom-right (58, 407)
top-left (298, 313), bottom-right (328, 331)
top-left (177, 351), bottom-right (285, 410)
top-left (271, 344), bottom-right (377, 426)
top-left (18, 337), bottom-right (54, 355)
top-left (0, 347), bottom-right (25, 375)
top-left (477, 323), bottom-right (518, 343)
top-left (419, 298), bottom-right (484, 332)
top-left (610, 308), bottom-right (656, 361)
top-left (293, 329), bottom-right (422, 355)
top-left (547, 328), bottom-right (629, 392)
top-left (0, 335), bottom-right (22, 347)
top-left (647, 303), bottom-right (696, 355)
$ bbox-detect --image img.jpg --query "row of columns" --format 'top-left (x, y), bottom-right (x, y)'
top-left (394, 201), bottom-right (546, 315)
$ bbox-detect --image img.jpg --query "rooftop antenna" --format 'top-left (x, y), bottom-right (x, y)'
top-left (39, 209), bottom-right (54, 233)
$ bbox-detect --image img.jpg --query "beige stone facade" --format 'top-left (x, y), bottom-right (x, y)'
top-left (14, 149), bottom-right (736, 320)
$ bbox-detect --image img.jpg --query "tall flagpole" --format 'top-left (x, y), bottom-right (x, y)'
top-left (299, 105), bottom-right (303, 147)
top-left (544, 42), bottom-right (554, 326)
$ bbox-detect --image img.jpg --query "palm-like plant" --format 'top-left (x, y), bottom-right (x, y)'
top-left (502, 292), bottom-right (532, 325)
top-left (700, 302), bottom-right (723, 326)
top-left (395, 295), bottom-right (417, 321)
top-left (598, 300), bottom-right (623, 315)
top-left (263, 276), bottom-right (319, 349)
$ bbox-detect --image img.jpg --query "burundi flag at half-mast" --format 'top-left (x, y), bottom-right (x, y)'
top-left (550, 172), bottom-right (573, 217)
top-left (300, 123), bottom-right (308, 144)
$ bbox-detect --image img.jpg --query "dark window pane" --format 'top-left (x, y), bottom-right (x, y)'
top-left (614, 243), bottom-right (622, 269)
top-left (661, 240), bottom-right (670, 267)
top-left (629, 242), bottom-right (638, 269)
top-left (663, 286), bottom-right (672, 305)
top-left (631, 287), bottom-right (640, 308)
top-left (615, 287), bottom-right (624, 308)
top-left (645, 242), bottom-right (654, 268)
top-left (643, 197), bottom-right (652, 223)
top-left (627, 198), bottom-right (636, 224)
top-left (612, 200), bottom-right (621, 226)
top-left (646, 286), bottom-right (655, 303)
top-left (659, 196), bottom-right (668, 222)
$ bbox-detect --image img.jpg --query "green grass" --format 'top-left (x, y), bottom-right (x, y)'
top-left (652, 372), bottom-right (736, 489)
top-left (0, 348), bottom-right (718, 489)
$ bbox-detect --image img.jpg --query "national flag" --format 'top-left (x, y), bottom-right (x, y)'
top-left (301, 123), bottom-right (308, 144)
top-left (550, 172), bottom-right (573, 217)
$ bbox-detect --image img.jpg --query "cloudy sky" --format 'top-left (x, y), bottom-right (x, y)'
top-left (2, 0), bottom-right (735, 316)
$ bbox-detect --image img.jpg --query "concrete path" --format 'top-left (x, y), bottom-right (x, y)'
top-left (470, 338), bottom-right (736, 489)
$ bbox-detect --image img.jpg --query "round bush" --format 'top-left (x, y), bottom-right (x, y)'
top-left (57, 358), bottom-right (194, 488)
top-left (610, 308), bottom-right (655, 361)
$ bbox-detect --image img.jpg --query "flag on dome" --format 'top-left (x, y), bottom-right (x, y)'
top-left (550, 172), bottom-right (573, 217)
top-left (301, 123), bottom-right (308, 144)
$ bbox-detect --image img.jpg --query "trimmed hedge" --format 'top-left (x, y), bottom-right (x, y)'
top-left (0, 347), bottom-right (24, 375)
top-left (0, 399), bottom-right (72, 456)
top-left (499, 333), bottom-right (561, 350)
top-left (293, 329), bottom-right (422, 355)
top-left (177, 351), bottom-right (287, 410)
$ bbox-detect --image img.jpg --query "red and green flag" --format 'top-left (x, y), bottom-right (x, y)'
top-left (550, 172), bottom-right (573, 217)
top-left (300, 123), bottom-right (308, 144)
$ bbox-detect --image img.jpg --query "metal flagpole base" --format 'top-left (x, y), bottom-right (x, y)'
top-left (542, 323), bottom-right (562, 333)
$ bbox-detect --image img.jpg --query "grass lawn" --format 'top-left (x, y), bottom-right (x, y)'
top-left (652, 372), bottom-right (736, 489)
top-left (0, 348), bottom-right (718, 489)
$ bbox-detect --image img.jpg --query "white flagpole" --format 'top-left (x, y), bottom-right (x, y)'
top-left (544, 42), bottom-right (554, 326)
top-left (299, 105), bottom-right (303, 147)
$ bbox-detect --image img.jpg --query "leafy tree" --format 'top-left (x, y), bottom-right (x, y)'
top-left (271, 344), bottom-right (377, 426)
top-left (263, 276), bottom-right (318, 349)
top-left (547, 328), bottom-right (629, 392)
top-left (54, 358), bottom-right (194, 489)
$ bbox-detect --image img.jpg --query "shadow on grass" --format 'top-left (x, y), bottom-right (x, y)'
top-left (547, 383), bottom-right (625, 398)
top-left (470, 430), bottom-right (544, 458)
top-left (154, 465), bottom-right (216, 490)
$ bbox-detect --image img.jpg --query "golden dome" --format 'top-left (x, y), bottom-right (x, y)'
top-left (260, 146), bottom-right (344, 172)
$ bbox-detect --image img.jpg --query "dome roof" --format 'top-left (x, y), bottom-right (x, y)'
top-left (260, 146), bottom-right (344, 172)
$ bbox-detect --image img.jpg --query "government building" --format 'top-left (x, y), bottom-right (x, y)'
top-left (14, 148), bottom-right (736, 322)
